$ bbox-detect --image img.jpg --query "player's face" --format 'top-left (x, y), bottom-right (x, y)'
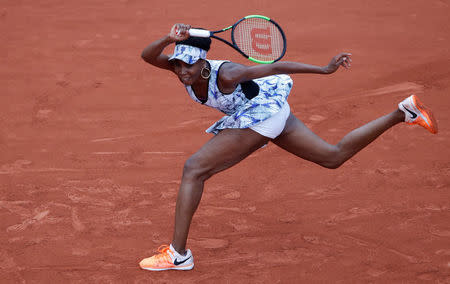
top-left (173, 59), bottom-right (203, 85)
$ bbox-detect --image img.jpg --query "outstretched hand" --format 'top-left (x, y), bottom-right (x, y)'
top-left (324, 53), bottom-right (352, 74)
top-left (169, 23), bottom-right (191, 42)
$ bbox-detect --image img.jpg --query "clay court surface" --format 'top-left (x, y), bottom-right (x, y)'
top-left (1, 0), bottom-right (449, 282)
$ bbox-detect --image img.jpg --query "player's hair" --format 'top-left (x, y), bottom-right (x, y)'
top-left (176, 28), bottom-right (211, 52)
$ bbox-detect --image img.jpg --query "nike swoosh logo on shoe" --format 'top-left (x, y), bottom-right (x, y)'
top-left (402, 104), bottom-right (417, 119)
top-left (173, 256), bottom-right (191, 266)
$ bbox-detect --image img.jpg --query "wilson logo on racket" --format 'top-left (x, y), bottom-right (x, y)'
top-left (188, 15), bottom-right (286, 64)
top-left (250, 27), bottom-right (272, 55)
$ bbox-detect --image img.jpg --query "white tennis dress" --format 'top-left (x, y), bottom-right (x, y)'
top-left (184, 60), bottom-right (293, 135)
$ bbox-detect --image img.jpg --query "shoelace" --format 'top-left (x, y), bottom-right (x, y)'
top-left (153, 245), bottom-right (172, 263)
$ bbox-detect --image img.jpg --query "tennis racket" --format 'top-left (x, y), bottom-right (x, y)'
top-left (188, 15), bottom-right (286, 64)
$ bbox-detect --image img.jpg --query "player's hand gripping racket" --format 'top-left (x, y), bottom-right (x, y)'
top-left (189, 15), bottom-right (287, 64)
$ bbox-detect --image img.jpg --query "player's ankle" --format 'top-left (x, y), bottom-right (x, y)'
top-left (170, 243), bottom-right (187, 256)
top-left (395, 108), bottom-right (406, 122)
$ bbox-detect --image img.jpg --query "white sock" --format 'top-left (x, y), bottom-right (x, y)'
top-left (170, 244), bottom-right (187, 258)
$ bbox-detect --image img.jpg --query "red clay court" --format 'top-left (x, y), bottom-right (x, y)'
top-left (1, 0), bottom-right (449, 282)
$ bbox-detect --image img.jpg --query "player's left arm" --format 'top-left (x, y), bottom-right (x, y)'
top-left (219, 53), bottom-right (352, 88)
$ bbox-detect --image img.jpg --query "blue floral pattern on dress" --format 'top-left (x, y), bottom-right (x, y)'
top-left (185, 60), bottom-right (293, 134)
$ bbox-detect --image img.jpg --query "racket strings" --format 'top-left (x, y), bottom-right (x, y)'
top-left (233, 18), bottom-right (284, 62)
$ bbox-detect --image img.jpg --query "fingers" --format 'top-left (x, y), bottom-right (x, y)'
top-left (170, 23), bottom-right (191, 41)
top-left (175, 23), bottom-right (191, 36)
top-left (342, 57), bottom-right (351, 68)
top-left (337, 53), bottom-right (352, 69)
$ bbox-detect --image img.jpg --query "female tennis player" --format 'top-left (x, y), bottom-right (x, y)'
top-left (138, 23), bottom-right (438, 271)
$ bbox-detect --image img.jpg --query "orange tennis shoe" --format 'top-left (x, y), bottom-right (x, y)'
top-left (139, 244), bottom-right (194, 271)
top-left (398, 95), bottom-right (438, 134)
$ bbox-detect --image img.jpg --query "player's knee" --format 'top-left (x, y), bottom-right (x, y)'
top-left (320, 146), bottom-right (344, 169)
top-left (321, 160), bottom-right (343, 169)
top-left (182, 155), bottom-right (213, 182)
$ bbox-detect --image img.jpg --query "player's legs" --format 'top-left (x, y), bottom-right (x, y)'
top-left (272, 109), bottom-right (405, 168)
top-left (140, 128), bottom-right (268, 271)
top-left (172, 128), bottom-right (269, 254)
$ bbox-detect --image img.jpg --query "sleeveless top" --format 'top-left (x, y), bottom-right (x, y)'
top-left (185, 59), bottom-right (293, 135)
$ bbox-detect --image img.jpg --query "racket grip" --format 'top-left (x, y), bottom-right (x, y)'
top-left (188, 29), bottom-right (211, 38)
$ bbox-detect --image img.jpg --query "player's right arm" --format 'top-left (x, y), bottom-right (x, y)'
top-left (141, 24), bottom-right (191, 71)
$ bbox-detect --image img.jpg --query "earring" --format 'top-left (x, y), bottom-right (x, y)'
top-left (201, 66), bottom-right (211, 80)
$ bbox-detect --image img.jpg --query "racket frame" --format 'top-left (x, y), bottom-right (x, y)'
top-left (189, 15), bottom-right (287, 64)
